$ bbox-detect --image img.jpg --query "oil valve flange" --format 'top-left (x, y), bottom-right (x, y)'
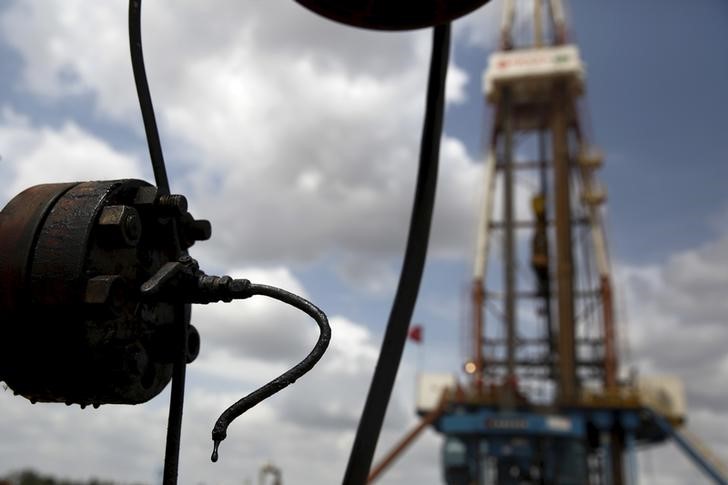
top-left (0, 179), bottom-right (209, 407)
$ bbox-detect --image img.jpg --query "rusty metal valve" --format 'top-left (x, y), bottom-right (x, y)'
top-left (0, 179), bottom-right (210, 407)
top-left (0, 178), bottom-right (331, 466)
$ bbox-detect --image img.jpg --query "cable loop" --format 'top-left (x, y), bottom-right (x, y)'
top-left (140, 257), bottom-right (331, 464)
top-left (211, 282), bottom-right (331, 462)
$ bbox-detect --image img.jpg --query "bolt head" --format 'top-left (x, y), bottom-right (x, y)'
top-left (85, 275), bottom-right (124, 307)
top-left (98, 205), bottom-right (142, 247)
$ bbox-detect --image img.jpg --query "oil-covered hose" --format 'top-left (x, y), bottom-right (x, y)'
top-left (210, 282), bottom-right (331, 462)
top-left (139, 259), bottom-right (332, 464)
top-left (342, 23), bottom-right (451, 485)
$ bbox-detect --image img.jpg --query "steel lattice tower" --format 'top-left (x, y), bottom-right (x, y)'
top-left (367, 2), bottom-right (726, 484)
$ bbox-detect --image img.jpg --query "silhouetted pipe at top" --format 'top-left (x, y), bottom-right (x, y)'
top-left (294, 0), bottom-right (492, 30)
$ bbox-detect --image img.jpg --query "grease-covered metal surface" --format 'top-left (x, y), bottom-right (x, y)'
top-left (0, 183), bottom-right (77, 313)
top-left (0, 179), bottom-right (210, 407)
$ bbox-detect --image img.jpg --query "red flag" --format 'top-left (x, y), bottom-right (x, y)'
top-left (408, 325), bottom-right (423, 343)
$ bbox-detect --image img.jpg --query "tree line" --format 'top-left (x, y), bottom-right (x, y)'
top-left (0, 469), bottom-right (145, 485)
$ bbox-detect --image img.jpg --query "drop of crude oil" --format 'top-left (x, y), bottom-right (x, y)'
top-left (211, 440), bottom-right (220, 463)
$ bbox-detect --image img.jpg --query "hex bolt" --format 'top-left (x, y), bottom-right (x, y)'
top-left (97, 205), bottom-right (142, 247)
top-left (85, 275), bottom-right (124, 309)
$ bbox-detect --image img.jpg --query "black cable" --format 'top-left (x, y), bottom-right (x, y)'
top-left (128, 2), bottom-right (181, 482)
top-left (162, 305), bottom-right (189, 485)
top-left (342, 23), bottom-right (451, 485)
top-left (129, 0), bottom-right (171, 195)
top-left (210, 282), bottom-right (331, 462)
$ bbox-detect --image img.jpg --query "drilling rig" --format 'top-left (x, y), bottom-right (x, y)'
top-left (367, 1), bottom-right (727, 484)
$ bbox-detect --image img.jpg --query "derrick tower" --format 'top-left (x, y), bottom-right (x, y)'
top-left (368, 2), bottom-right (728, 484)
top-left (451, 0), bottom-right (637, 481)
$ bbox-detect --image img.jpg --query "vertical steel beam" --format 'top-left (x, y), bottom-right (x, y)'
top-left (502, 89), bottom-right (517, 387)
top-left (537, 127), bottom-right (556, 380)
top-left (548, 0), bottom-right (568, 44)
top-left (501, 0), bottom-right (516, 49)
top-left (472, 150), bottom-right (497, 393)
top-left (601, 275), bottom-right (618, 390)
top-left (534, 0), bottom-right (544, 47)
top-left (551, 84), bottom-right (576, 402)
top-left (610, 432), bottom-right (626, 485)
top-left (473, 281), bottom-right (485, 393)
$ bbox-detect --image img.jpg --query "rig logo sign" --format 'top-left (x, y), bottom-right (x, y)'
top-left (496, 51), bottom-right (573, 71)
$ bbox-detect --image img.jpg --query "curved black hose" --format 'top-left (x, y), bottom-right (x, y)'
top-left (342, 23), bottom-right (451, 485)
top-left (210, 283), bottom-right (331, 462)
top-left (129, 0), bottom-right (170, 195)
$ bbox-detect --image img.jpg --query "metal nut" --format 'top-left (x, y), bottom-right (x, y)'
top-left (98, 205), bottom-right (142, 247)
top-left (84, 275), bottom-right (124, 306)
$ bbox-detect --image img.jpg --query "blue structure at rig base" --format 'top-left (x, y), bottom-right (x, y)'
top-left (440, 409), bottom-right (588, 485)
top-left (431, 403), bottom-right (727, 485)
top-left (437, 407), bottom-right (648, 485)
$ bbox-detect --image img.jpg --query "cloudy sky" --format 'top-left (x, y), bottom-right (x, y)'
top-left (0, 1), bottom-right (727, 484)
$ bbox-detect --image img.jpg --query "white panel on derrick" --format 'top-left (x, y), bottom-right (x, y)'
top-left (483, 44), bottom-right (585, 103)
